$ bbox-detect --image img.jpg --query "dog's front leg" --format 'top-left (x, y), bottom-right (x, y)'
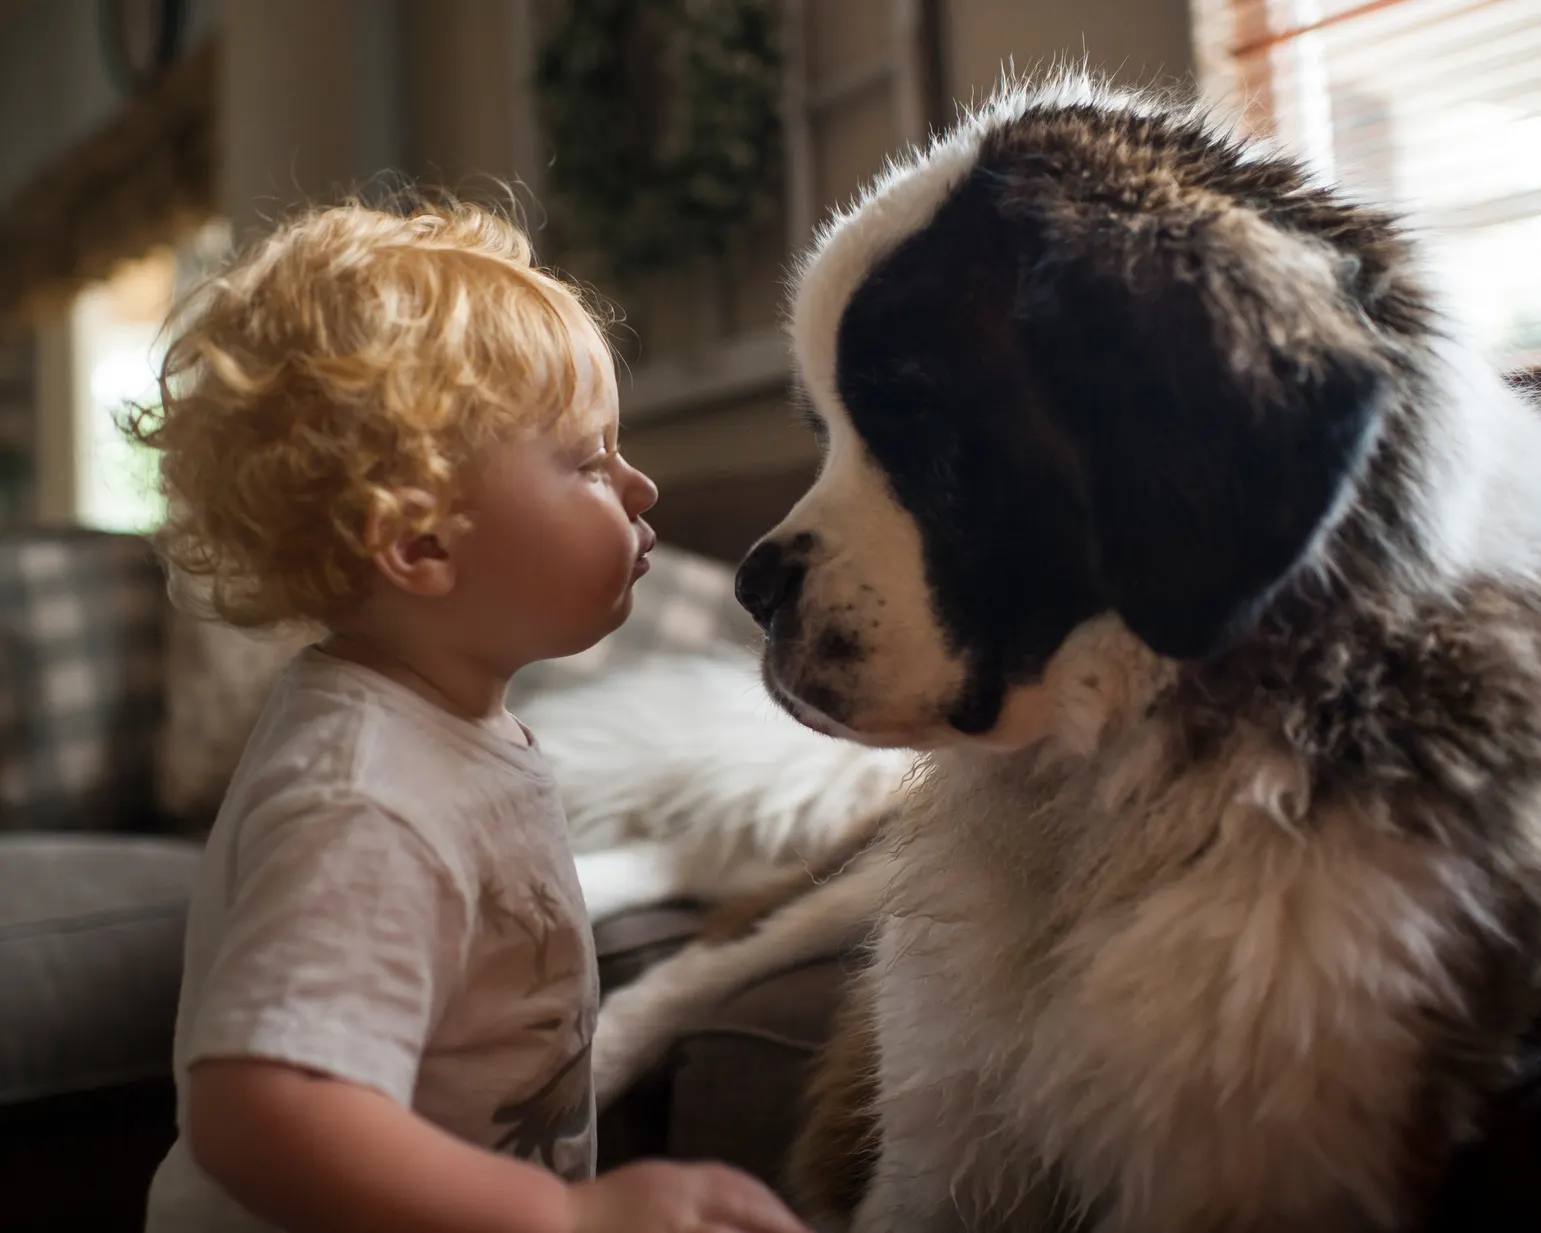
top-left (844, 940), bottom-right (978, 1233)
top-left (854, 1144), bottom-right (1075, 1233)
top-left (848, 1135), bottom-right (968, 1233)
top-left (789, 964), bottom-right (966, 1233)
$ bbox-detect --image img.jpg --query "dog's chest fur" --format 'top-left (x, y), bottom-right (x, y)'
top-left (869, 596), bottom-right (1541, 1232)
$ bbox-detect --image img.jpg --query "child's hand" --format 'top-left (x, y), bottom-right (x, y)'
top-left (569, 1160), bottom-right (811, 1233)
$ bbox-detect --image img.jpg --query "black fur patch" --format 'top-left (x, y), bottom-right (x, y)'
top-left (835, 169), bottom-right (1105, 727)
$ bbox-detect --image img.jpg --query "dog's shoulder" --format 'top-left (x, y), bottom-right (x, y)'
top-left (1176, 580), bottom-right (1541, 858)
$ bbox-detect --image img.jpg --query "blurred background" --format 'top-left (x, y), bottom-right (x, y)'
top-left (2, 13), bottom-right (1541, 1225)
top-left (0, 0), bottom-right (1536, 559)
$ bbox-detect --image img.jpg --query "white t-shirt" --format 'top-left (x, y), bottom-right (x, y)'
top-left (145, 649), bottom-right (599, 1233)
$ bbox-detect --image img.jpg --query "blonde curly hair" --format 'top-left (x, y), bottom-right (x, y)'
top-left (126, 198), bottom-right (614, 629)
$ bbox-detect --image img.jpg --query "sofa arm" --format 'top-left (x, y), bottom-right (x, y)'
top-left (0, 833), bottom-right (201, 1233)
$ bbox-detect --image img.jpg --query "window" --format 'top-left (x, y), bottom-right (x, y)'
top-left (73, 250), bottom-right (176, 533)
top-left (63, 219), bottom-right (231, 533)
top-left (1194, 0), bottom-right (1541, 372)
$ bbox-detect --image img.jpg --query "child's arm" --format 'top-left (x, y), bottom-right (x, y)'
top-left (189, 1057), bottom-right (808, 1233)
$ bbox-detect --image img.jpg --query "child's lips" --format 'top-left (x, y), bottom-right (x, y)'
top-left (633, 528), bottom-right (657, 576)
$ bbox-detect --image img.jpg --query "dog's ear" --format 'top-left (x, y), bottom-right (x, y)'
top-left (1009, 196), bottom-right (1388, 660)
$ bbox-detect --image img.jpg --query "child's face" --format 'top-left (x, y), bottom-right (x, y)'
top-left (447, 323), bottom-right (659, 668)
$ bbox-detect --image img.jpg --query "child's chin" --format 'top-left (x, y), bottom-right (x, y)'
top-left (590, 593), bottom-right (636, 641)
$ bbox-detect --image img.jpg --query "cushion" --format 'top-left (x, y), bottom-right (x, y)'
top-left (0, 529), bottom-right (166, 832)
top-left (154, 612), bottom-right (313, 824)
top-left (0, 834), bottom-right (201, 1106)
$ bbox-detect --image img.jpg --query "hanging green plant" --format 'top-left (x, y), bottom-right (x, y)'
top-left (534, 0), bottom-right (783, 278)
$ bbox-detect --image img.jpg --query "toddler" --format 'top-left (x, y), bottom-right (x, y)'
top-left (133, 200), bottom-right (808, 1233)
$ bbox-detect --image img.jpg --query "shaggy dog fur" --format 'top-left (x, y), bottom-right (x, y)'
top-left (717, 73), bottom-right (1541, 1233)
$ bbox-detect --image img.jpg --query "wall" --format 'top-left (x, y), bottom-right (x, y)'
top-left (0, 326), bottom-right (35, 520)
top-left (0, 0), bottom-right (221, 209)
top-left (401, 1), bottom-right (541, 203)
top-left (946, 0), bottom-right (1195, 99)
top-left (223, 0), bottom-right (553, 237)
top-left (221, 0), bottom-right (405, 237)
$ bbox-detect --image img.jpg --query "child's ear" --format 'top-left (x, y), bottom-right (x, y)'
top-left (367, 491), bottom-right (457, 598)
top-left (374, 532), bottom-right (456, 597)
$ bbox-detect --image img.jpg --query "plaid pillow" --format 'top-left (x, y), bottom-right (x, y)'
top-left (506, 545), bottom-right (762, 705)
top-left (0, 529), bottom-right (166, 832)
top-left (154, 612), bottom-right (314, 827)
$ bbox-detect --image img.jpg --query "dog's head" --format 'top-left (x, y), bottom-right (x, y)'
top-left (739, 78), bottom-right (1434, 749)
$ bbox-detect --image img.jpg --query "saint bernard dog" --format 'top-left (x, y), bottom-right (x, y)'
top-left (596, 73), bottom-right (1541, 1232)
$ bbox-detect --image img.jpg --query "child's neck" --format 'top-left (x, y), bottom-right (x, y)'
top-left (321, 629), bottom-right (516, 728)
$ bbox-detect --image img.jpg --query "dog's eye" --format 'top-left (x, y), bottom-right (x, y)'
top-left (791, 381), bottom-right (830, 449)
top-left (800, 405), bottom-right (830, 448)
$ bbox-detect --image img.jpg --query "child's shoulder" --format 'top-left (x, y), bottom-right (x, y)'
top-left (228, 649), bottom-right (389, 794)
top-left (226, 648), bottom-right (562, 858)
top-left (267, 648), bottom-right (518, 762)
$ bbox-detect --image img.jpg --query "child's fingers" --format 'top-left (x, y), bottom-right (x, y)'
top-left (704, 1209), bottom-right (812, 1233)
top-left (693, 1165), bottom-right (811, 1233)
top-left (705, 1224), bottom-right (810, 1233)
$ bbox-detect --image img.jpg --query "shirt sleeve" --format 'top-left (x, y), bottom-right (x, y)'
top-left (183, 794), bottom-right (472, 1107)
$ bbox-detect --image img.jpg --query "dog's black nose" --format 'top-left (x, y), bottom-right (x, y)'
top-left (736, 540), bottom-right (804, 629)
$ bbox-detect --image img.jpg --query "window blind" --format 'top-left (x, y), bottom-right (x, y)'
top-left (1195, 0), bottom-right (1541, 371)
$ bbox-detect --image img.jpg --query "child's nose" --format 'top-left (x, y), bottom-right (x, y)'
top-left (624, 460), bottom-right (658, 517)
